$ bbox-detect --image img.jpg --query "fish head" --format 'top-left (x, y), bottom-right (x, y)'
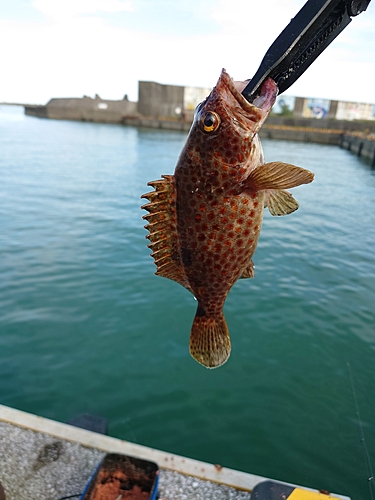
top-left (190, 69), bottom-right (278, 173)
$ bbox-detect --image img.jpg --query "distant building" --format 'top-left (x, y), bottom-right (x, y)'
top-left (138, 81), bottom-right (211, 121)
top-left (273, 94), bottom-right (375, 121)
top-left (25, 79), bottom-right (375, 124)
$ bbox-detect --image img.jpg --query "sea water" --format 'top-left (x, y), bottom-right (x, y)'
top-left (1, 105), bottom-right (375, 499)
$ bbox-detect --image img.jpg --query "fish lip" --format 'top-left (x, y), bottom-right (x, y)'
top-left (221, 68), bottom-right (278, 115)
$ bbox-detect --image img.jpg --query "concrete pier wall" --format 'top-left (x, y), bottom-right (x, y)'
top-left (339, 134), bottom-right (375, 165)
top-left (26, 95), bottom-right (137, 123)
top-left (138, 81), bottom-right (184, 119)
top-left (259, 125), bottom-right (342, 145)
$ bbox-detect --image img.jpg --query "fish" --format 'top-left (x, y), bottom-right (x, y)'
top-left (141, 69), bottom-right (314, 369)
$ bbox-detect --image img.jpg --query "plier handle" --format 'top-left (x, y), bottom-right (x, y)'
top-left (242, 0), bottom-right (371, 103)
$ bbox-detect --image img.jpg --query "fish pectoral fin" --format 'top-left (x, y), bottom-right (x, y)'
top-left (242, 161), bottom-right (314, 192)
top-left (240, 259), bottom-right (255, 279)
top-left (189, 307), bottom-right (231, 369)
top-left (265, 189), bottom-right (299, 216)
top-left (141, 175), bottom-right (192, 293)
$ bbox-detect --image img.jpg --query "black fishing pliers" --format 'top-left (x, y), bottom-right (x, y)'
top-left (242, 0), bottom-right (372, 102)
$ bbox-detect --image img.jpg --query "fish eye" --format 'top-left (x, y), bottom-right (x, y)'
top-left (201, 111), bottom-right (220, 133)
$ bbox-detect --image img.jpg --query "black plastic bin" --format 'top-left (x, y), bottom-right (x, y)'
top-left (80, 453), bottom-right (159, 500)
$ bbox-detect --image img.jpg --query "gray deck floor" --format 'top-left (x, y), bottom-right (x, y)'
top-left (0, 420), bottom-right (251, 500)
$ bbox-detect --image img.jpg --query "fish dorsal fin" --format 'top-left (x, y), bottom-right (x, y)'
top-left (265, 189), bottom-right (299, 216)
top-left (243, 161), bottom-right (314, 192)
top-left (141, 175), bottom-right (193, 293)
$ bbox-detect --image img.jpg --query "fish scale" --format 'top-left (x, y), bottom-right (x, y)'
top-left (142, 69), bottom-right (314, 369)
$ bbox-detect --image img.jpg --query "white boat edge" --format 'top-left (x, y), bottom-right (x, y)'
top-left (0, 404), bottom-right (350, 499)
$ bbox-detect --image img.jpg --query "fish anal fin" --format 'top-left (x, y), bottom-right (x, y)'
top-left (141, 175), bottom-right (192, 293)
top-left (242, 161), bottom-right (314, 192)
top-left (265, 189), bottom-right (299, 216)
top-left (240, 259), bottom-right (255, 279)
top-left (189, 306), bottom-right (231, 369)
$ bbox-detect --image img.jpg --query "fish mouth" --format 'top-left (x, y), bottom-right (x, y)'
top-left (250, 78), bottom-right (278, 112)
top-left (198, 70), bottom-right (278, 131)
top-left (233, 74), bottom-right (278, 114)
top-left (214, 69), bottom-right (278, 121)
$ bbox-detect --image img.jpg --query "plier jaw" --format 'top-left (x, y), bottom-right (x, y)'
top-left (242, 0), bottom-right (371, 103)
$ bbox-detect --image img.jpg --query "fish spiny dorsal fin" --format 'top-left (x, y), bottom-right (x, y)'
top-left (265, 189), bottom-right (299, 216)
top-left (242, 161), bottom-right (314, 192)
top-left (141, 175), bottom-right (193, 293)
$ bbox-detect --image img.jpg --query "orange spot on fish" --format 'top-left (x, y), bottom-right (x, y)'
top-left (195, 214), bottom-right (202, 221)
top-left (200, 204), bottom-right (206, 212)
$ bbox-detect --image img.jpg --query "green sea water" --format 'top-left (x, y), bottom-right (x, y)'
top-left (1, 105), bottom-right (375, 499)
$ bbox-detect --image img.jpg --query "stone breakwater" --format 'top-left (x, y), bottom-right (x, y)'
top-left (24, 101), bottom-right (375, 162)
top-left (339, 133), bottom-right (375, 165)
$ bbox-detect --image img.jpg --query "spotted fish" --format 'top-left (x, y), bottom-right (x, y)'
top-left (141, 69), bottom-right (314, 369)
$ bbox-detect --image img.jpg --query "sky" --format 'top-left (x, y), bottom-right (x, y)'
top-left (1, 0), bottom-right (375, 105)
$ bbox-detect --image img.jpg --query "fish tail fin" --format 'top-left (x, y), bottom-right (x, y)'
top-left (189, 306), bottom-right (231, 369)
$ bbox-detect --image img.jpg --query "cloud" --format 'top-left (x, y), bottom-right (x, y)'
top-left (210, 0), bottom-right (303, 37)
top-left (32, 0), bottom-right (134, 18)
top-left (1, 0), bottom-right (374, 105)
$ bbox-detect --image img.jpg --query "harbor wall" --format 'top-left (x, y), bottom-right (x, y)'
top-left (339, 134), bottom-right (375, 165)
top-left (26, 95), bottom-right (137, 123)
top-left (25, 96), bottom-right (375, 161)
top-left (23, 78), bottom-right (375, 161)
top-left (138, 81), bottom-right (184, 119)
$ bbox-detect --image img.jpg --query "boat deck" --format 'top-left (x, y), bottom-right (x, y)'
top-left (0, 405), bottom-right (350, 500)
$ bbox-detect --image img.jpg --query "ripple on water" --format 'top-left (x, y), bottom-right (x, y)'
top-left (1, 111), bottom-right (375, 499)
